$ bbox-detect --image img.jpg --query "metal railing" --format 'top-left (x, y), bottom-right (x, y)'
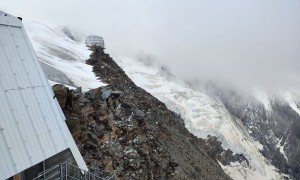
top-left (33, 162), bottom-right (116, 180)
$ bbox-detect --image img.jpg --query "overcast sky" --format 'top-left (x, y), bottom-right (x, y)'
top-left (2, 1), bottom-right (300, 92)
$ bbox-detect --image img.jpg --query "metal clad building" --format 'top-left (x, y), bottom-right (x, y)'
top-left (85, 35), bottom-right (105, 48)
top-left (0, 13), bottom-right (87, 179)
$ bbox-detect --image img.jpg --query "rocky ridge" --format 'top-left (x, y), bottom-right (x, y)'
top-left (53, 47), bottom-right (231, 179)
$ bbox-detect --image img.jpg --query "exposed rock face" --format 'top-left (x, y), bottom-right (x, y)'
top-left (61, 26), bottom-right (84, 42)
top-left (205, 84), bottom-right (300, 179)
top-left (53, 47), bottom-right (231, 179)
top-left (205, 136), bottom-right (248, 166)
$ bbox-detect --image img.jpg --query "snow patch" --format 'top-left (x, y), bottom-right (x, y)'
top-left (24, 20), bottom-right (106, 91)
top-left (48, 80), bottom-right (76, 89)
top-left (252, 88), bottom-right (272, 112)
top-left (219, 161), bottom-right (290, 180)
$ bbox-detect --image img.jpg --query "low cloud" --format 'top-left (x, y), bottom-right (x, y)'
top-left (2, 0), bottom-right (300, 92)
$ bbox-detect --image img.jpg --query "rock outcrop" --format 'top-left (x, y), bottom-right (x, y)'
top-left (205, 83), bottom-right (300, 179)
top-left (53, 47), bottom-right (231, 179)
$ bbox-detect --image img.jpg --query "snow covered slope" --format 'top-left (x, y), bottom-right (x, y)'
top-left (24, 21), bottom-right (105, 91)
top-left (112, 56), bottom-right (289, 180)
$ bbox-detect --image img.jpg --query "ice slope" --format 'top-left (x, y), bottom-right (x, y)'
top-left (112, 56), bottom-right (287, 180)
top-left (24, 21), bottom-right (105, 91)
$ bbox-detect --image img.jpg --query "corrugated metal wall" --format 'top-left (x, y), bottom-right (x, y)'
top-left (0, 15), bottom-right (87, 179)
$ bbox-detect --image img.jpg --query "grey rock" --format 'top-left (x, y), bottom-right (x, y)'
top-left (133, 109), bottom-right (145, 121)
top-left (101, 89), bottom-right (112, 100)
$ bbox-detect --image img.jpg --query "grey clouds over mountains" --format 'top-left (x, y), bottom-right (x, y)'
top-left (2, 0), bottom-right (300, 92)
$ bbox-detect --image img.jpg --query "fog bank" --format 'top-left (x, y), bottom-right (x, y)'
top-left (2, 0), bottom-right (300, 92)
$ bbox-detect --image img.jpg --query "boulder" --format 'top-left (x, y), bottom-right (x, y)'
top-left (101, 89), bottom-right (112, 100)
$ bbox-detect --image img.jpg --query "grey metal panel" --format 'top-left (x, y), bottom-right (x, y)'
top-left (22, 88), bottom-right (53, 157)
top-left (0, 90), bottom-right (17, 177)
top-left (0, 80), bottom-right (29, 172)
top-left (0, 132), bottom-right (14, 178)
top-left (5, 91), bottom-right (34, 165)
top-left (0, 15), bottom-right (22, 27)
top-left (0, 15), bottom-right (87, 179)
top-left (0, 28), bottom-right (18, 91)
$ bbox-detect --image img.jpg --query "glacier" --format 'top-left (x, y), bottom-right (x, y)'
top-left (112, 56), bottom-right (288, 180)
